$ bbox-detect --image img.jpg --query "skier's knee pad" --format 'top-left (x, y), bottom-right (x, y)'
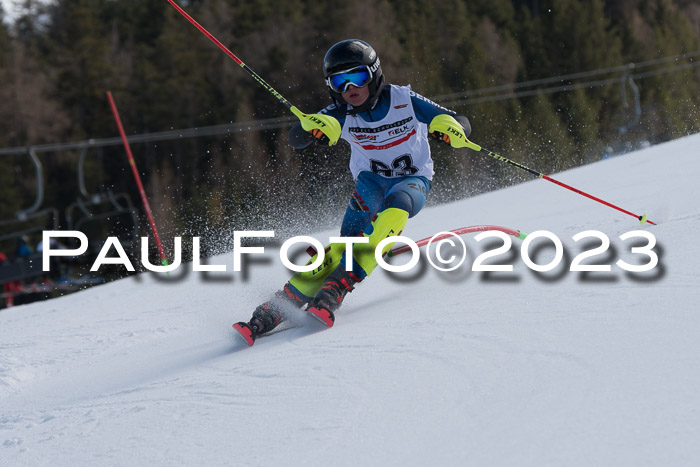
top-left (386, 191), bottom-right (415, 216)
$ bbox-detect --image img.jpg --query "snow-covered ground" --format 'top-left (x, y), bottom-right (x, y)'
top-left (1, 134), bottom-right (699, 466)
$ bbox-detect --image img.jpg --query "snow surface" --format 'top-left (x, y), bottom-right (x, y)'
top-left (1, 135), bottom-right (699, 466)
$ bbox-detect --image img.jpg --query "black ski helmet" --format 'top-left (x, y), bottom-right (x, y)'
top-left (323, 39), bottom-right (385, 113)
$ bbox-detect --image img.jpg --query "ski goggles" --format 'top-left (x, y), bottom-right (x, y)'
top-left (326, 66), bottom-right (373, 93)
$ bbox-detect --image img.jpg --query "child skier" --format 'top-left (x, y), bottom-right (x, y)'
top-left (235, 39), bottom-right (471, 344)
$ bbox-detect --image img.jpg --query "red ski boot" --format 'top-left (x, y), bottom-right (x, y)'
top-left (307, 269), bottom-right (362, 327)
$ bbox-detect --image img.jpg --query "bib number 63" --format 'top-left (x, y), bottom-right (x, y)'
top-left (370, 154), bottom-right (418, 177)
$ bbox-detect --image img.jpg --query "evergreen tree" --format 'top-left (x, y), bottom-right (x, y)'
top-left (0, 10), bottom-right (12, 148)
top-left (1, 0), bottom-right (699, 240)
top-left (40, 0), bottom-right (115, 138)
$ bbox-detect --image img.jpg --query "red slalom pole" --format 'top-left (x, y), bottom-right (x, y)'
top-left (388, 225), bottom-right (527, 257)
top-left (106, 91), bottom-right (169, 267)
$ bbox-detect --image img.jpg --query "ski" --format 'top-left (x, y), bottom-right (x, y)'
top-left (306, 306), bottom-right (335, 327)
top-left (233, 311), bottom-right (332, 347)
top-left (233, 322), bottom-right (256, 346)
top-left (232, 320), bottom-right (303, 347)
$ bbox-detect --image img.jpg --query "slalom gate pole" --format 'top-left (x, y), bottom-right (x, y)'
top-left (106, 91), bottom-right (169, 267)
top-left (469, 142), bottom-right (655, 225)
top-left (388, 225), bottom-right (527, 257)
top-left (166, 0), bottom-right (341, 144)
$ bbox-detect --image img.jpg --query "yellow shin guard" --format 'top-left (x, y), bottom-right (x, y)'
top-left (288, 242), bottom-right (346, 299)
top-left (354, 207), bottom-right (409, 276)
top-left (289, 208), bottom-right (409, 297)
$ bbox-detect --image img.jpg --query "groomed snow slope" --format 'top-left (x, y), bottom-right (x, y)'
top-left (1, 134), bottom-right (699, 467)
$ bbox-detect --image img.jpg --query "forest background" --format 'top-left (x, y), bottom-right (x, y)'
top-left (1, 0), bottom-right (699, 259)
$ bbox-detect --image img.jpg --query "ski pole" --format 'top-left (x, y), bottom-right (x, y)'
top-left (472, 142), bottom-right (655, 225)
top-left (107, 91), bottom-right (169, 267)
top-left (429, 115), bottom-right (655, 225)
top-left (166, 0), bottom-right (341, 145)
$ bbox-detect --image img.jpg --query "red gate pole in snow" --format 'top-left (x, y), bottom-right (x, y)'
top-left (106, 91), bottom-right (168, 267)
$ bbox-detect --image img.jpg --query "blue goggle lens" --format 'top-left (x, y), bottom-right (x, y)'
top-left (328, 67), bottom-right (372, 92)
